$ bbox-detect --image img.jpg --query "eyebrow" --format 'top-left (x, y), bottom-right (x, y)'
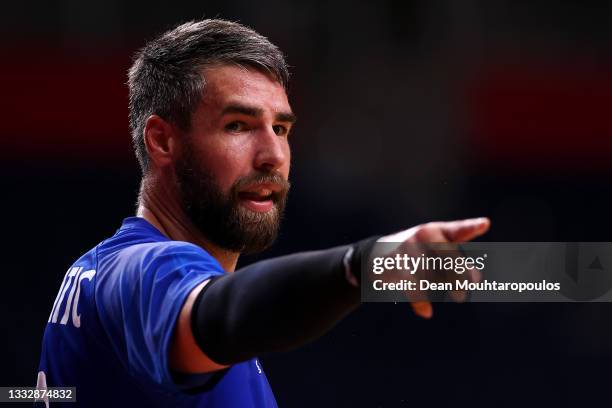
top-left (222, 104), bottom-right (297, 124)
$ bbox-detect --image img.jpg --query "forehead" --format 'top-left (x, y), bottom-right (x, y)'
top-left (199, 64), bottom-right (290, 114)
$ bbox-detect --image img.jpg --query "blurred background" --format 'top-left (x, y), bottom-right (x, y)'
top-left (3, 0), bottom-right (612, 406)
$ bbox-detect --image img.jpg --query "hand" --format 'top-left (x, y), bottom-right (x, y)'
top-left (377, 217), bottom-right (491, 319)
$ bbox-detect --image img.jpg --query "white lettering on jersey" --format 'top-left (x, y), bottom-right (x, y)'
top-left (71, 269), bottom-right (96, 328)
top-left (48, 267), bottom-right (96, 327)
top-left (49, 267), bottom-right (81, 323)
top-left (59, 267), bottom-right (83, 325)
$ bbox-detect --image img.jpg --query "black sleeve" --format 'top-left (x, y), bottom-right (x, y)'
top-left (191, 237), bottom-right (379, 365)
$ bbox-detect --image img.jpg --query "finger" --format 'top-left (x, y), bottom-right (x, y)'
top-left (468, 267), bottom-right (482, 283)
top-left (445, 258), bottom-right (482, 302)
top-left (425, 244), bottom-right (466, 302)
top-left (440, 217), bottom-right (490, 243)
top-left (397, 242), bottom-right (465, 304)
top-left (450, 289), bottom-right (467, 303)
top-left (448, 267), bottom-right (480, 303)
top-left (411, 301), bottom-right (433, 319)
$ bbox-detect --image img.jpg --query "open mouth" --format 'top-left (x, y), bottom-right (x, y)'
top-left (239, 189), bottom-right (273, 200)
top-left (237, 186), bottom-right (279, 212)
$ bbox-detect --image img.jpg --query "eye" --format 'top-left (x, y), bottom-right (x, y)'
top-left (272, 124), bottom-right (288, 136)
top-left (225, 121), bottom-right (247, 133)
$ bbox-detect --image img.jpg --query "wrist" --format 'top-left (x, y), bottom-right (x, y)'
top-left (343, 236), bottom-right (381, 287)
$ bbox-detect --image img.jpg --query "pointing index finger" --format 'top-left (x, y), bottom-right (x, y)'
top-left (440, 217), bottom-right (490, 243)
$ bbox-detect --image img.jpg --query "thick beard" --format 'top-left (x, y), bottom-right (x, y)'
top-left (174, 145), bottom-right (290, 254)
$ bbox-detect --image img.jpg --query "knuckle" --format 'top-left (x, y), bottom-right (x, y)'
top-left (414, 228), bottom-right (430, 241)
top-left (422, 221), bottom-right (437, 230)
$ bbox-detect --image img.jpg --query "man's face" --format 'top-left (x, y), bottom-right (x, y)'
top-left (175, 65), bottom-right (294, 254)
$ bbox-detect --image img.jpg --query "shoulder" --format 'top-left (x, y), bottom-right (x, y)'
top-left (99, 240), bottom-right (225, 283)
top-left (121, 240), bottom-right (213, 261)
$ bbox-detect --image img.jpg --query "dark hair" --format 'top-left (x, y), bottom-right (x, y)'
top-left (128, 19), bottom-right (289, 172)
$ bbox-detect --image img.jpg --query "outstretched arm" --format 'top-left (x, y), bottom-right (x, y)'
top-left (169, 217), bottom-right (490, 373)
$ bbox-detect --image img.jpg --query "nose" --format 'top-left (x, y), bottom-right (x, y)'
top-left (253, 127), bottom-right (288, 172)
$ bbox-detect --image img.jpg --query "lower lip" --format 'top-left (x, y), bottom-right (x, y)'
top-left (240, 198), bottom-right (275, 212)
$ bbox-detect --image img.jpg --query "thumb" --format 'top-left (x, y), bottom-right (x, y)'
top-left (440, 217), bottom-right (490, 242)
top-left (411, 301), bottom-right (433, 319)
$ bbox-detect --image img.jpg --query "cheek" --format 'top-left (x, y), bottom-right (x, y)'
top-left (211, 143), bottom-right (255, 188)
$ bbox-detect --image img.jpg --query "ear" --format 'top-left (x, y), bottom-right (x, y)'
top-left (143, 115), bottom-right (179, 168)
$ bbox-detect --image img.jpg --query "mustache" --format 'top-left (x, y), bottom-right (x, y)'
top-left (232, 171), bottom-right (291, 201)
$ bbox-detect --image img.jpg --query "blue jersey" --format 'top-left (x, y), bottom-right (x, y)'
top-left (37, 217), bottom-right (278, 407)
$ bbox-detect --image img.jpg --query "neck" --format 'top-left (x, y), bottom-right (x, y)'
top-left (136, 176), bottom-right (240, 272)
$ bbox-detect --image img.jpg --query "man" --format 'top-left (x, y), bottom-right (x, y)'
top-left (37, 19), bottom-right (490, 407)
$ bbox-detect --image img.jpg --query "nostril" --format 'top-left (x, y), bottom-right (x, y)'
top-left (257, 162), bottom-right (276, 172)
